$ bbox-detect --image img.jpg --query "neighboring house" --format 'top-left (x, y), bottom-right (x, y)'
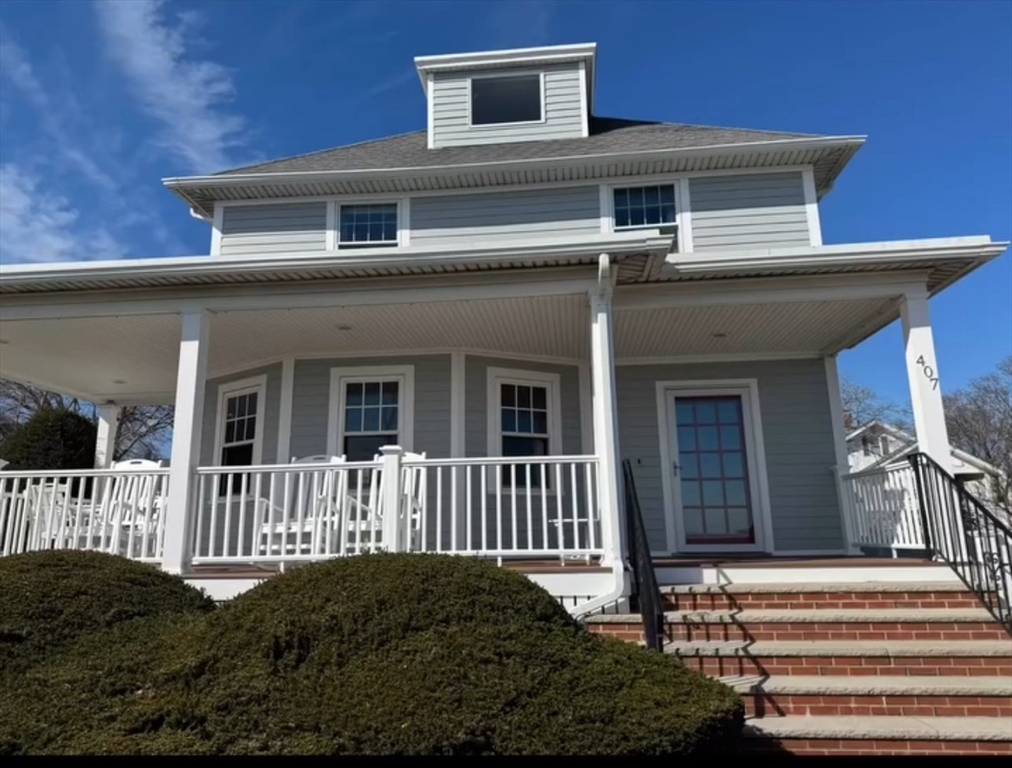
top-left (848, 420), bottom-right (1006, 505)
top-left (1, 42), bottom-right (1010, 756)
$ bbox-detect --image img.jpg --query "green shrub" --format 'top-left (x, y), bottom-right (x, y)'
top-left (0, 553), bottom-right (743, 755)
top-left (0, 550), bottom-right (215, 675)
top-left (0, 408), bottom-right (97, 472)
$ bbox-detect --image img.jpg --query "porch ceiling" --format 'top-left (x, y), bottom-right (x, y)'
top-left (612, 298), bottom-right (896, 359)
top-left (0, 293), bottom-right (897, 403)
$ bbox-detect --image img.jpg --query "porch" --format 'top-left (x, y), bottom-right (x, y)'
top-left (0, 254), bottom-right (967, 606)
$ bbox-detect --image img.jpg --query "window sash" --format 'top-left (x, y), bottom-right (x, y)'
top-left (613, 184), bottom-right (677, 230)
top-left (338, 203), bottom-right (398, 247)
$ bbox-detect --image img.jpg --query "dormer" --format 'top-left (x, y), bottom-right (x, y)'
top-left (415, 43), bottom-right (596, 149)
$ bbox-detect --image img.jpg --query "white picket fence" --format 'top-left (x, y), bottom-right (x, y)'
top-left (0, 468), bottom-right (169, 561)
top-left (841, 464), bottom-right (926, 552)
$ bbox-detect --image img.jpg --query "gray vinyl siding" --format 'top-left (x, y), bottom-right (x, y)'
top-left (290, 356), bottom-right (452, 460)
top-left (689, 172), bottom-right (811, 251)
top-left (200, 363), bottom-right (283, 465)
top-left (615, 359), bottom-right (843, 553)
top-left (464, 356), bottom-right (584, 457)
top-left (431, 63), bottom-right (586, 148)
top-left (218, 202), bottom-right (328, 256)
top-left (410, 186), bottom-right (600, 247)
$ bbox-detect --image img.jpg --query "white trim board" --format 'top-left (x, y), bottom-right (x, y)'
top-left (326, 364), bottom-right (416, 458)
top-left (275, 356), bottom-right (295, 464)
top-left (212, 374), bottom-right (268, 467)
top-left (654, 378), bottom-right (774, 555)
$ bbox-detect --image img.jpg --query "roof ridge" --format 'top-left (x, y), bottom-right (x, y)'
top-left (215, 128), bottom-right (427, 176)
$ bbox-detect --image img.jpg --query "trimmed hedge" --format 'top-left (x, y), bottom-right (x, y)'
top-left (0, 553), bottom-right (744, 755)
top-left (0, 550), bottom-right (215, 675)
top-left (0, 408), bottom-right (97, 471)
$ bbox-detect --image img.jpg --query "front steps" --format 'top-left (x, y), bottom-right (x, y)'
top-left (584, 581), bottom-right (1012, 755)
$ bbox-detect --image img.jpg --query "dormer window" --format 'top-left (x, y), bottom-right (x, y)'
top-left (470, 73), bottom-right (543, 126)
top-left (338, 203), bottom-right (399, 248)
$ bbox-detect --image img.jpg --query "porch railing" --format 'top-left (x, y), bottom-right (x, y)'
top-left (190, 454), bottom-right (603, 565)
top-left (402, 455), bottom-right (602, 560)
top-left (841, 464), bottom-right (925, 552)
top-left (0, 468), bottom-right (169, 561)
top-left (191, 460), bottom-right (384, 564)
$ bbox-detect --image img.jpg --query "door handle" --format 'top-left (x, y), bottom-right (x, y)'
top-left (672, 463), bottom-right (680, 477)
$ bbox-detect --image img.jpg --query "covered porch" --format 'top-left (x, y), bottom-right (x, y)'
top-left (0, 254), bottom-right (968, 603)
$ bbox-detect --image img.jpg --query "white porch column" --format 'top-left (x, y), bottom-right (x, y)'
top-left (94, 404), bottom-right (121, 468)
top-left (900, 291), bottom-right (953, 473)
top-left (162, 310), bottom-right (211, 574)
top-left (589, 254), bottom-right (624, 567)
top-left (824, 355), bottom-right (860, 554)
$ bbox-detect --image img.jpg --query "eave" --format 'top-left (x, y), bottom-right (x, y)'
top-left (0, 232), bottom-right (673, 296)
top-left (162, 136), bottom-right (864, 219)
top-left (663, 237), bottom-right (1009, 296)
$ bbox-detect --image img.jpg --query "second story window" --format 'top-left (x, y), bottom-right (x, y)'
top-left (613, 184), bottom-right (677, 230)
top-left (471, 74), bottom-right (543, 126)
top-left (339, 203), bottom-right (398, 248)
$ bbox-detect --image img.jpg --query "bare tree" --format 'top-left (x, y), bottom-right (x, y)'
top-left (944, 357), bottom-right (1012, 512)
top-left (0, 378), bottom-right (173, 462)
top-left (839, 377), bottom-right (910, 431)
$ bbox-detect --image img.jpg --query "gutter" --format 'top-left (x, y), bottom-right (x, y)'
top-left (0, 232), bottom-right (673, 289)
top-left (664, 237), bottom-right (1009, 275)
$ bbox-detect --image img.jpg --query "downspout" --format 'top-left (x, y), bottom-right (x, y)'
top-left (189, 207), bottom-right (212, 224)
top-left (572, 253), bottom-right (630, 618)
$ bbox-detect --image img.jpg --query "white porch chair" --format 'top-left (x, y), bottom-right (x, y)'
top-left (257, 455), bottom-right (347, 557)
top-left (84, 459), bottom-right (166, 557)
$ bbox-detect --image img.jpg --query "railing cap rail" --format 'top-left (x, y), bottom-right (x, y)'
top-left (0, 467), bottom-right (170, 479)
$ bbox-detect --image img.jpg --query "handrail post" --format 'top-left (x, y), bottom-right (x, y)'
top-left (380, 446), bottom-right (404, 553)
top-left (908, 454), bottom-right (933, 555)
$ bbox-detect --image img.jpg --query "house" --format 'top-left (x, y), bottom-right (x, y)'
top-left (1, 43), bottom-right (1010, 754)
top-left (848, 419), bottom-right (1005, 500)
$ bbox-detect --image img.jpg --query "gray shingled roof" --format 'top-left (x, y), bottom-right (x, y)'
top-left (217, 117), bottom-right (820, 176)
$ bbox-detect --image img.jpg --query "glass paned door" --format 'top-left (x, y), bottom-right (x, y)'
top-left (673, 395), bottom-right (755, 545)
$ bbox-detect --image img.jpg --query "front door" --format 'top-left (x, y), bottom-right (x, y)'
top-left (665, 386), bottom-right (768, 553)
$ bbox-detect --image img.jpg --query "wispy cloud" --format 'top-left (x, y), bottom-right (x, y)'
top-left (94, 0), bottom-right (246, 174)
top-left (0, 29), bottom-right (119, 191)
top-left (0, 164), bottom-right (126, 264)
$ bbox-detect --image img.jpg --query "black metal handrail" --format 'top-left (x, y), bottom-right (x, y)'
top-left (622, 459), bottom-right (665, 651)
top-left (909, 452), bottom-right (1011, 633)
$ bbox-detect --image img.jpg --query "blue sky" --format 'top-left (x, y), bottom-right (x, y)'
top-left (0, 0), bottom-right (1009, 408)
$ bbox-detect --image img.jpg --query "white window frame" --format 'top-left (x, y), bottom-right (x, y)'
top-left (467, 71), bottom-right (547, 129)
top-left (332, 200), bottom-right (405, 250)
top-left (327, 365), bottom-right (415, 458)
top-left (213, 375), bottom-right (268, 467)
top-left (486, 366), bottom-right (563, 459)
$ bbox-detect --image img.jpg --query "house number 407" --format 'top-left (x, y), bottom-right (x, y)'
top-left (915, 355), bottom-right (940, 391)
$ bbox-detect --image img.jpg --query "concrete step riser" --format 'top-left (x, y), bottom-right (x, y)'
top-left (743, 693), bottom-right (1012, 718)
top-left (681, 656), bottom-right (1012, 678)
top-left (589, 622), bottom-right (1008, 643)
top-left (741, 737), bottom-right (1012, 756)
top-left (665, 593), bottom-right (983, 611)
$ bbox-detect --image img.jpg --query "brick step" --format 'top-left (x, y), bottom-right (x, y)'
top-left (722, 674), bottom-right (1012, 717)
top-left (586, 608), bottom-right (1006, 642)
top-left (741, 715), bottom-right (1012, 755)
top-left (662, 582), bottom-right (981, 611)
top-left (666, 639), bottom-right (1012, 677)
